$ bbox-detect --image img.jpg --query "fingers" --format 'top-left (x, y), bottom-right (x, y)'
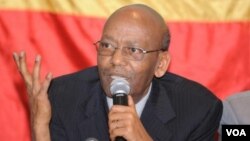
top-left (109, 122), bottom-right (128, 141)
top-left (19, 51), bottom-right (29, 76)
top-left (32, 55), bottom-right (42, 93)
top-left (33, 55), bottom-right (41, 81)
top-left (13, 51), bottom-right (32, 85)
top-left (13, 51), bottom-right (52, 96)
top-left (109, 118), bottom-right (127, 140)
top-left (109, 96), bottom-right (137, 123)
top-left (109, 111), bottom-right (133, 120)
top-left (110, 95), bottom-right (135, 113)
top-left (109, 119), bottom-right (125, 130)
top-left (13, 52), bottom-right (20, 69)
top-left (40, 72), bottom-right (53, 96)
top-left (109, 127), bottom-right (126, 141)
top-left (108, 97), bottom-right (141, 141)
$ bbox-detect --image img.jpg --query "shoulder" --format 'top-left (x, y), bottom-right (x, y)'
top-left (153, 72), bottom-right (222, 139)
top-left (224, 90), bottom-right (250, 104)
top-left (48, 66), bottom-right (100, 102)
top-left (223, 90), bottom-right (250, 112)
top-left (155, 72), bottom-right (222, 118)
top-left (158, 72), bottom-right (220, 104)
top-left (221, 90), bottom-right (250, 124)
top-left (51, 66), bottom-right (99, 84)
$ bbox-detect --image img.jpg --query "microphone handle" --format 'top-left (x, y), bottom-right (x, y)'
top-left (112, 93), bottom-right (128, 106)
top-left (113, 94), bottom-right (128, 141)
top-left (115, 136), bottom-right (126, 141)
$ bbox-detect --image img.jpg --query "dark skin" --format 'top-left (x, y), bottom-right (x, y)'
top-left (98, 5), bottom-right (170, 103)
top-left (13, 4), bottom-right (170, 141)
top-left (99, 5), bottom-right (170, 140)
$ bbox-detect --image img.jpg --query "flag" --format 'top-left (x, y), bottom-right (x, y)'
top-left (0, 0), bottom-right (249, 140)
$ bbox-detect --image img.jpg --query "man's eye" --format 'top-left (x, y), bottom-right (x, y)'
top-left (100, 42), bottom-right (112, 48)
top-left (129, 47), bottom-right (141, 53)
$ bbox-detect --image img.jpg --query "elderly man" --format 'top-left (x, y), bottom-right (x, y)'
top-left (13, 4), bottom-right (222, 141)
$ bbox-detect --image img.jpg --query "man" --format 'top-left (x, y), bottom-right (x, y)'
top-left (221, 90), bottom-right (250, 125)
top-left (218, 90), bottom-right (250, 140)
top-left (13, 4), bottom-right (222, 141)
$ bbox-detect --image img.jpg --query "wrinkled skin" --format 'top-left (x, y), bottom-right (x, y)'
top-left (98, 5), bottom-right (170, 141)
top-left (13, 52), bottom-right (52, 141)
top-left (13, 4), bottom-right (170, 141)
top-left (98, 7), bottom-right (169, 103)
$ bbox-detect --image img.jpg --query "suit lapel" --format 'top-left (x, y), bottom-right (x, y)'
top-left (75, 77), bottom-right (176, 140)
top-left (77, 82), bottom-right (110, 141)
top-left (141, 79), bottom-right (176, 140)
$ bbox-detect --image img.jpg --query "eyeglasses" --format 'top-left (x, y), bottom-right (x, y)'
top-left (93, 41), bottom-right (165, 61)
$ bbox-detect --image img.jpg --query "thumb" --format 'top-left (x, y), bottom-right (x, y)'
top-left (128, 95), bottom-right (135, 107)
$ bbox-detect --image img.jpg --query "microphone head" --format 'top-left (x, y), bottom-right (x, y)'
top-left (85, 137), bottom-right (98, 141)
top-left (110, 76), bottom-right (130, 95)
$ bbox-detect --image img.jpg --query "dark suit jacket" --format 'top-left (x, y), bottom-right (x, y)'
top-left (48, 66), bottom-right (222, 141)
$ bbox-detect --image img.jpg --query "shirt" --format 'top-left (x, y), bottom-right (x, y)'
top-left (106, 83), bottom-right (152, 117)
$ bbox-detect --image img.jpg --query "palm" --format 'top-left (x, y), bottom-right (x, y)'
top-left (13, 52), bottom-right (52, 126)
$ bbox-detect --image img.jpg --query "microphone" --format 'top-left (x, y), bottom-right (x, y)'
top-left (85, 137), bottom-right (98, 141)
top-left (110, 77), bottom-right (130, 141)
top-left (110, 77), bottom-right (130, 106)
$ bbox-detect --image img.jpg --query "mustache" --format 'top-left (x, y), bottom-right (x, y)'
top-left (101, 68), bottom-right (133, 79)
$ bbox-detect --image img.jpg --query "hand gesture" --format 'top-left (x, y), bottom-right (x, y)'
top-left (13, 51), bottom-right (52, 141)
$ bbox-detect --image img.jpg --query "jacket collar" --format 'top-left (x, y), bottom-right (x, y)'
top-left (140, 78), bottom-right (176, 140)
top-left (77, 82), bottom-right (110, 141)
top-left (76, 77), bottom-right (176, 140)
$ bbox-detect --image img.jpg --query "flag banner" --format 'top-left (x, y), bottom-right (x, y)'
top-left (0, 0), bottom-right (249, 140)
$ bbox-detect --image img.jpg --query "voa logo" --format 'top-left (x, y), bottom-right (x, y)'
top-left (226, 129), bottom-right (247, 136)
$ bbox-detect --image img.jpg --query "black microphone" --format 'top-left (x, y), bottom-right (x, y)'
top-left (110, 77), bottom-right (130, 141)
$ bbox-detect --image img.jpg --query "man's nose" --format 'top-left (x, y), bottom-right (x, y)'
top-left (110, 48), bottom-right (126, 66)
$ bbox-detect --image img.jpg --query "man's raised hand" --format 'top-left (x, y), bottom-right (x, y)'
top-left (13, 51), bottom-right (52, 141)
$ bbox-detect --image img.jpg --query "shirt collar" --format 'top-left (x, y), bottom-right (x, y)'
top-left (106, 83), bottom-right (152, 117)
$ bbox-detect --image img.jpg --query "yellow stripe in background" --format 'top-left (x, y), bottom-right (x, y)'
top-left (0, 0), bottom-right (249, 21)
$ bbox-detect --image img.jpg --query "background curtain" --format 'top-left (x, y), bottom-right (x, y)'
top-left (0, 0), bottom-right (249, 140)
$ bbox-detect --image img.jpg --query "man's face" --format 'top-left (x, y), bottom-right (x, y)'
top-left (97, 12), bottom-right (162, 103)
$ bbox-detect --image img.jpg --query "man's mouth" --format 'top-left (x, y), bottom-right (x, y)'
top-left (111, 75), bottom-right (127, 80)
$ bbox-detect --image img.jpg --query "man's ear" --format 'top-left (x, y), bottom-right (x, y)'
top-left (154, 51), bottom-right (171, 78)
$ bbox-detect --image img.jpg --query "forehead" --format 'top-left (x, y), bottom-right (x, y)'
top-left (102, 25), bottom-right (149, 46)
top-left (102, 13), bottom-right (156, 47)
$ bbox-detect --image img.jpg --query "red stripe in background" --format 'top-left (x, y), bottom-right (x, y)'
top-left (0, 10), bottom-right (249, 141)
top-left (168, 22), bottom-right (250, 99)
top-left (0, 10), bottom-right (104, 141)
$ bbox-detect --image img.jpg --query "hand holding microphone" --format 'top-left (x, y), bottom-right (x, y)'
top-left (110, 77), bottom-right (130, 141)
top-left (108, 77), bottom-right (153, 141)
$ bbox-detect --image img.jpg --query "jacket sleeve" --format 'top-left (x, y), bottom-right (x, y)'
top-left (48, 80), bottom-right (68, 141)
top-left (188, 99), bottom-right (223, 141)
